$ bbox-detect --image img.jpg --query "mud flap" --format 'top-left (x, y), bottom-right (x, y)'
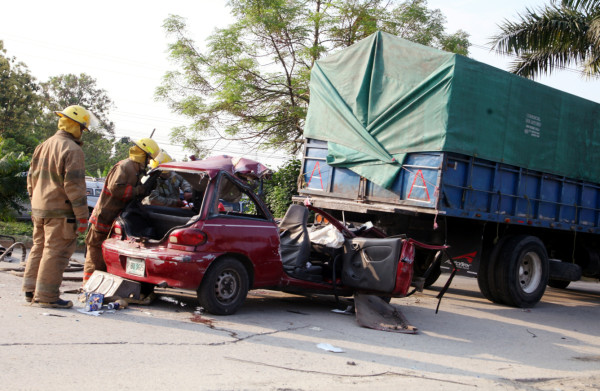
top-left (354, 293), bottom-right (418, 334)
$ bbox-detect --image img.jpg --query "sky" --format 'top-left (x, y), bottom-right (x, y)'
top-left (1, 0), bottom-right (599, 168)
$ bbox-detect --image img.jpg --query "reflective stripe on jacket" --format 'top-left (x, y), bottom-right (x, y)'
top-left (27, 130), bottom-right (88, 219)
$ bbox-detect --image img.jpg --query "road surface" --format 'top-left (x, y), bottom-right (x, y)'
top-left (1, 248), bottom-right (599, 390)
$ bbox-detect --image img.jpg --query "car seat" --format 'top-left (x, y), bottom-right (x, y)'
top-left (279, 204), bottom-right (322, 281)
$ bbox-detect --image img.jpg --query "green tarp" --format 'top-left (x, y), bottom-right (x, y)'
top-left (304, 31), bottom-right (600, 189)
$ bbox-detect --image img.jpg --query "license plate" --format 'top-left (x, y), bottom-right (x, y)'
top-left (126, 257), bottom-right (146, 277)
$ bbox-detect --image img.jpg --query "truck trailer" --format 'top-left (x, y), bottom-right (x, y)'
top-left (297, 31), bottom-right (600, 308)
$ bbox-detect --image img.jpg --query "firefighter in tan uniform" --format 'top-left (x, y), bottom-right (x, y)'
top-left (83, 138), bottom-right (160, 284)
top-left (23, 105), bottom-right (92, 308)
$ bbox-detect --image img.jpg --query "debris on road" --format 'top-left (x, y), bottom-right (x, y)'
top-left (354, 293), bottom-right (418, 334)
top-left (317, 343), bottom-right (344, 353)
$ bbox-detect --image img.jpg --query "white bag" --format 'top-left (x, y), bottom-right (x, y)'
top-left (309, 224), bottom-right (345, 248)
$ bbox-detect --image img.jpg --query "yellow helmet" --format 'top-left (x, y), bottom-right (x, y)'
top-left (149, 150), bottom-right (173, 169)
top-left (134, 138), bottom-right (160, 159)
top-left (55, 105), bottom-right (92, 130)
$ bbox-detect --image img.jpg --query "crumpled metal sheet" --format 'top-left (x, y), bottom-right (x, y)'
top-left (159, 155), bottom-right (271, 180)
top-left (354, 293), bottom-right (418, 334)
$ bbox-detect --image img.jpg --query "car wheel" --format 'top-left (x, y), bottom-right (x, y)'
top-left (197, 257), bottom-right (249, 315)
top-left (493, 235), bottom-right (549, 308)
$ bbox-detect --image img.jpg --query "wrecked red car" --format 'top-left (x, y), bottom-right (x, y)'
top-left (102, 156), bottom-right (434, 315)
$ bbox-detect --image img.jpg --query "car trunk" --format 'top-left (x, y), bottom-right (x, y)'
top-left (119, 203), bottom-right (198, 240)
top-left (117, 170), bottom-right (210, 241)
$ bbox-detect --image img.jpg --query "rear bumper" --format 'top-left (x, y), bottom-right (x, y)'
top-left (102, 239), bottom-right (219, 290)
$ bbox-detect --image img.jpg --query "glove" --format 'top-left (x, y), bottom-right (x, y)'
top-left (76, 218), bottom-right (89, 234)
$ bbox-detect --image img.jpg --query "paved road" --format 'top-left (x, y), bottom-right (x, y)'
top-left (1, 248), bottom-right (599, 390)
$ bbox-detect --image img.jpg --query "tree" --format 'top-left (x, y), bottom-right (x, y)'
top-left (157, 0), bottom-right (469, 155)
top-left (0, 138), bottom-right (29, 221)
top-left (0, 41), bottom-right (43, 155)
top-left (262, 158), bottom-right (301, 217)
top-left (491, 0), bottom-right (600, 79)
top-left (39, 73), bottom-right (120, 175)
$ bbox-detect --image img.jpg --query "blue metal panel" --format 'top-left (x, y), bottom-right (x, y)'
top-left (331, 166), bottom-right (361, 195)
top-left (441, 153), bottom-right (600, 233)
top-left (301, 139), bottom-right (600, 234)
top-left (304, 158), bottom-right (331, 191)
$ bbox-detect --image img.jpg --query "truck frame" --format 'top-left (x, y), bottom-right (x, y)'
top-left (297, 140), bottom-right (599, 308)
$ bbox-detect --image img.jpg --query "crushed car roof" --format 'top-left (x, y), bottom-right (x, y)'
top-left (157, 155), bottom-right (271, 180)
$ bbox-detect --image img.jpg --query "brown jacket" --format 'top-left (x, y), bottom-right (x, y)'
top-left (90, 158), bottom-right (145, 233)
top-left (27, 130), bottom-right (88, 219)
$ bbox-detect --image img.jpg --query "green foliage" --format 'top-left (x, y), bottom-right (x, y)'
top-left (492, 0), bottom-right (600, 78)
top-left (86, 137), bottom-right (131, 178)
top-left (158, 0), bottom-right (470, 154)
top-left (263, 158), bottom-right (301, 217)
top-left (39, 73), bottom-right (126, 175)
top-left (0, 140), bottom-right (30, 221)
top-left (0, 220), bottom-right (33, 237)
top-left (0, 43), bottom-right (125, 186)
top-left (0, 41), bottom-right (43, 155)
top-left (40, 73), bottom-right (116, 136)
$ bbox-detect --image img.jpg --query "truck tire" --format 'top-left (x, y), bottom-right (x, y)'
top-left (477, 236), bottom-right (511, 304)
top-left (197, 257), bottom-right (249, 315)
top-left (548, 279), bottom-right (570, 289)
top-left (493, 235), bottom-right (549, 308)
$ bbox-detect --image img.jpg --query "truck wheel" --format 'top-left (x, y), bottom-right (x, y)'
top-left (477, 236), bottom-right (511, 304)
top-left (197, 257), bottom-right (249, 315)
top-left (493, 235), bottom-right (549, 308)
top-left (548, 279), bottom-right (570, 289)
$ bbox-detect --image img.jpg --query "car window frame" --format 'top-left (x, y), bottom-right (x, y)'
top-left (208, 172), bottom-right (274, 222)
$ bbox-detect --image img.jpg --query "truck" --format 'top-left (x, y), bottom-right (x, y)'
top-left (296, 31), bottom-right (600, 308)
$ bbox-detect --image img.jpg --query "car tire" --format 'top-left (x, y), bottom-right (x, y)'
top-left (493, 235), bottom-right (549, 308)
top-left (197, 257), bottom-right (249, 315)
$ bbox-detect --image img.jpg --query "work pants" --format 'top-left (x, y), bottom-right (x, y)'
top-left (22, 217), bottom-right (77, 302)
top-left (83, 227), bottom-right (109, 284)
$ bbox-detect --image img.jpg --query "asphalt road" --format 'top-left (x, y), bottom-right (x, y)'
top-left (1, 248), bottom-right (599, 390)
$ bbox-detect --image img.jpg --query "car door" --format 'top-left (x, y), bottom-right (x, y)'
top-left (341, 236), bottom-right (409, 293)
top-left (199, 173), bottom-right (282, 285)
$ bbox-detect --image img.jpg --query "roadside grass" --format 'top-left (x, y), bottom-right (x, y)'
top-left (0, 219), bottom-right (86, 247)
top-left (0, 220), bottom-right (33, 237)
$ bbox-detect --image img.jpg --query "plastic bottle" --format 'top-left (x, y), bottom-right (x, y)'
top-left (107, 302), bottom-right (120, 310)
